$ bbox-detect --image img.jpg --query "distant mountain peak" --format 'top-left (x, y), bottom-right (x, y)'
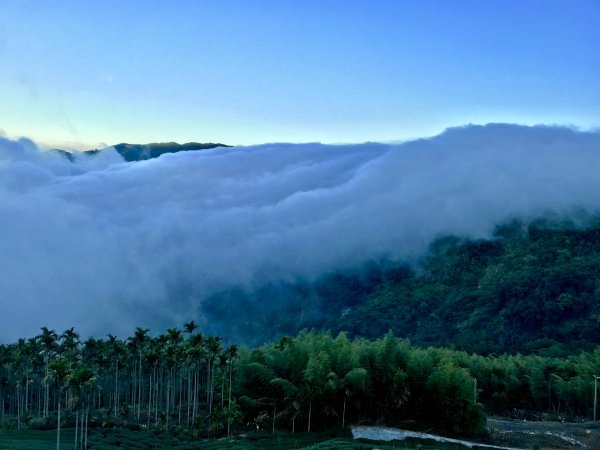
top-left (113, 141), bottom-right (231, 162)
top-left (51, 141), bottom-right (232, 162)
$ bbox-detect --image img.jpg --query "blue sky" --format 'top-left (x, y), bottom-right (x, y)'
top-left (0, 0), bottom-right (598, 148)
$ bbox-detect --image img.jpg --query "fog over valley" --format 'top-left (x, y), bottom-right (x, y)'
top-left (1, 123), bottom-right (599, 342)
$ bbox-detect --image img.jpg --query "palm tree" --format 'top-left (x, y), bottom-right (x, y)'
top-left (184, 321), bottom-right (198, 336)
top-left (205, 336), bottom-right (222, 415)
top-left (47, 358), bottom-right (71, 450)
top-left (226, 344), bottom-right (239, 437)
top-left (107, 335), bottom-right (125, 417)
top-left (143, 347), bottom-right (159, 426)
top-left (185, 333), bottom-right (205, 425)
top-left (70, 364), bottom-right (96, 450)
top-left (38, 327), bottom-right (58, 418)
top-left (0, 345), bottom-right (10, 427)
top-left (128, 327), bottom-right (149, 419)
top-left (60, 328), bottom-right (80, 357)
top-left (14, 338), bottom-right (37, 428)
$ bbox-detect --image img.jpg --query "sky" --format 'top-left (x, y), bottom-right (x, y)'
top-left (0, 0), bottom-right (598, 148)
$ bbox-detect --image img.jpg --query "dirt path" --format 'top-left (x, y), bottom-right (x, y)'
top-left (487, 417), bottom-right (600, 449)
top-left (351, 425), bottom-right (522, 449)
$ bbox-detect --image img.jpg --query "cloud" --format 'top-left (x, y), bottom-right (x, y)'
top-left (1, 124), bottom-right (599, 342)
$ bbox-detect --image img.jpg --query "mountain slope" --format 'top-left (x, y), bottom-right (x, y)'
top-left (202, 219), bottom-right (600, 355)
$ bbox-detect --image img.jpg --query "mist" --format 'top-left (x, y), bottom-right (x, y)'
top-left (1, 124), bottom-right (599, 342)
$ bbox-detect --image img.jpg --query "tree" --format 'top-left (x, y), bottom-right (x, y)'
top-left (38, 327), bottom-right (58, 418)
top-left (70, 364), bottom-right (96, 450)
top-left (303, 351), bottom-right (330, 432)
top-left (47, 358), bottom-right (71, 450)
top-left (341, 368), bottom-right (367, 427)
top-left (226, 344), bottom-right (239, 436)
top-left (184, 321), bottom-right (198, 336)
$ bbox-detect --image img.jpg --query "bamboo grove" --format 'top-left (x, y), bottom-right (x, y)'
top-left (2, 326), bottom-right (600, 445)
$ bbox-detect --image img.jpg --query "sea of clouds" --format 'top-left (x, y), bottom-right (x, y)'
top-left (1, 124), bottom-right (599, 341)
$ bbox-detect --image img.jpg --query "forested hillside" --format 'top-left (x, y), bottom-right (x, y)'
top-left (332, 220), bottom-right (600, 355)
top-left (203, 220), bottom-right (600, 355)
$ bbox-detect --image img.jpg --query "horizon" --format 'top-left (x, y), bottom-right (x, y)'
top-left (6, 120), bottom-right (599, 153)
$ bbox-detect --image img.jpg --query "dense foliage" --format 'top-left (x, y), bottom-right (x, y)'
top-left (2, 325), bottom-right (600, 447)
top-left (334, 220), bottom-right (600, 355)
top-left (204, 220), bottom-right (600, 355)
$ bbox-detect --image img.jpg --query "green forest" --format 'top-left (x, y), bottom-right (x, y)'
top-left (2, 220), bottom-right (600, 447)
top-left (204, 220), bottom-right (600, 356)
top-left (2, 326), bottom-right (600, 445)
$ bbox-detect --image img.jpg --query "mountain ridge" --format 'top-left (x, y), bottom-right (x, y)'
top-left (51, 141), bottom-right (231, 162)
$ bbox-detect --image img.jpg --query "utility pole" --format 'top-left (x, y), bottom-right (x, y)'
top-left (594, 375), bottom-right (600, 421)
top-left (473, 378), bottom-right (477, 404)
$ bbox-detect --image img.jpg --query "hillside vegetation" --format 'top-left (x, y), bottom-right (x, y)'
top-left (204, 220), bottom-right (600, 356)
top-left (332, 220), bottom-right (600, 355)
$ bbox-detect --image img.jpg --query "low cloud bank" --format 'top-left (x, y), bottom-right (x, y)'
top-left (1, 124), bottom-right (599, 341)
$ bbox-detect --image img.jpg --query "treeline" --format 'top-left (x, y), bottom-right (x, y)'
top-left (0, 324), bottom-right (239, 448)
top-left (203, 220), bottom-right (600, 355)
top-left (2, 327), bottom-right (600, 443)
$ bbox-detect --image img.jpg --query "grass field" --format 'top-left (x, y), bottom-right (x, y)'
top-left (0, 428), bottom-right (472, 450)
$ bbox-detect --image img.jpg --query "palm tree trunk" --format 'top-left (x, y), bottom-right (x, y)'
top-left (56, 397), bottom-right (61, 450)
top-left (207, 359), bottom-right (212, 415)
top-left (227, 362), bottom-right (232, 437)
top-left (17, 386), bottom-right (20, 430)
top-left (45, 358), bottom-right (49, 418)
top-left (307, 401), bottom-right (311, 433)
top-left (193, 369), bottom-right (198, 422)
top-left (25, 368), bottom-right (29, 412)
top-left (137, 353), bottom-right (142, 420)
top-left (131, 362), bottom-right (136, 410)
top-left (1, 386), bottom-right (4, 427)
top-left (80, 409), bottom-right (84, 450)
top-left (84, 409), bottom-right (88, 450)
top-left (221, 372), bottom-right (225, 409)
top-left (186, 368), bottom-right (190, 426)
top-left (272, 403), bottom-right (276, 435)
top-left (342, 395), bottom-right (347, 428)
top-left (74, 410), bottom-right (78, 450)
top-left (152, 366), bottom-right (156, 423)
top-left (165, 369), bottom-right (169, 415)
top-left (178, 373), bottom-right (182, 426)
top-left (113, 362), bottom-right (118, 417)
top-left (147, 370), bottom-right (152, 427)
